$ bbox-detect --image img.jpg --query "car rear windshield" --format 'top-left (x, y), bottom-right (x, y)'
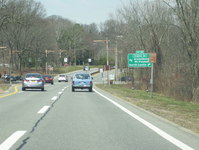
top-left (26, 74), bottom-right (41, 78)
top-left (75, 74), bottom-right (90, 79)
top-left (43, 75), bottom-right (52, 78)
top-left (59, 75), bottom-right (66, 77)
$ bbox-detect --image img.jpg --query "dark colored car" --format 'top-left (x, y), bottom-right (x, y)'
top-left (42, 75), bottom-right (54, 85)
top-left (15, 75), bottom-right (23, 81)
top-left (120, 76), bottom-right (133, 81)
top-left (5, 75), bottom-right (16, 81)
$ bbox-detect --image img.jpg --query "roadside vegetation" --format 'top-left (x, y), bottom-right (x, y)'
top-left (0, 81), bottom-right (9, 94)
top-left (52, 65), bottom-right (101, 76)
top-left (0, 0), bottom-right (198, 103)
top-left (96, 84), bottom-right (199, 134)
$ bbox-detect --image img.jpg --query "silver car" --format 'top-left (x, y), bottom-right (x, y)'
top-left (22, 73), bottom-right (44, 91)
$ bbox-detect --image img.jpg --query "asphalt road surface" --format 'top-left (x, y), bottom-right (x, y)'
top-left (0, 71), bottom-right (199, 150)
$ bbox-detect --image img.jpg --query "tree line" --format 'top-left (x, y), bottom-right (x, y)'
top-left (0, 0), bottom-right (198, 102)
top-left (103, 0), bottom-right (199, 102)
top-left (0, 0), bottom-right (102, 73)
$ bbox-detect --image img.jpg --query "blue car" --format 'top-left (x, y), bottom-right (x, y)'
top-left (72, 73), bottom-right (93, 92)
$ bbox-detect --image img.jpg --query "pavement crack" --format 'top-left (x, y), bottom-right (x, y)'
top-left (15, 91), bottom-right (62, 150)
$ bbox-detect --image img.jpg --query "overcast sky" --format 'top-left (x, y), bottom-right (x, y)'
top-left (36, 0), bottom-right (127, 25)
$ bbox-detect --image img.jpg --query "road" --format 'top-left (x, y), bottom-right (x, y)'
top-left (0, 71), bottom-right (199, 150)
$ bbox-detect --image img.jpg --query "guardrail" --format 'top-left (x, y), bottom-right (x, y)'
top-left (90, 68), bottom-right (99, 75)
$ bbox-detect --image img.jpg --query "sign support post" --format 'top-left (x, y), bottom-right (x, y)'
top-left (149, 53), bottom-right (156, 98)
top-left (150, 63), bottom-right (154, 98)
top-left (128, 51), bottom-right (156, 98)
top-left (64, 57), bottom-right (68, 73)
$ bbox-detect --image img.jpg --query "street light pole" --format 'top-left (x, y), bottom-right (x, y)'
top-left (115, 40), bottom-right (118, 81)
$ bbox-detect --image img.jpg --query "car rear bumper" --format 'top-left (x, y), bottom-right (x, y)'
top-left (45, 80), bottom-right (53, 83)
top-left (73, 85), bottom-right (92, 88)
top-left (22, 83), bottom-right (44, 88)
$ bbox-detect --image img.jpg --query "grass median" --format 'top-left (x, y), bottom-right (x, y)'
top-left (95, 84), bottom-right (199, 134)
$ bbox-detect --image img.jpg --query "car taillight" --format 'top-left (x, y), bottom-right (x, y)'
top-left (38, 80), bottom-right (43, 82)
top-left (90, 81), bottom-right (93, 85)
top-left (24, 80), bottom-right (29, 82)
top-left (72, 81), bottom-right (74, 85)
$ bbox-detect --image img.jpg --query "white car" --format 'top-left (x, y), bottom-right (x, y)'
top-left (83, 66), bottom-right (90, 71)
top-left (58, 74), bottom-right (68, 82)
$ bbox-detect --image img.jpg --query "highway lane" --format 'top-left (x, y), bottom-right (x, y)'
top-left (0, 80), bottom-right (70, 150)
top-left (0, 71), bottom-right (199, 150)
top-left (8, 90), bottom-right (199, 149)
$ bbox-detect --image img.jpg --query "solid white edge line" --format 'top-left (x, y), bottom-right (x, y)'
top-left (94, 89), bottom-right (194, 150)
top-left (0, 131), bottom-right (26, 150)
top-left (37, 106), bottom-right (50, 114)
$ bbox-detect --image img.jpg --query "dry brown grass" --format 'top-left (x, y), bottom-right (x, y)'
top-left (96, 84), bottom-right (199, 134)
top-left (0, 83), bottom-right (9, 94)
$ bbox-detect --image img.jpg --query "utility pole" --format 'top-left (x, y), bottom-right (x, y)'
top-left (93, 38), bottom-right (110, 85)
top-left (60, 49), bottom-right (62, 66)
top-left (106, 37), bottom-right (110, 86)
top-left (9, 49), bottom-right (12, 86)
top-left (115, 35), bottom-right (123, 82)
top-left (45, 50), bottom-right (48, 74)
top-left (115, 40), bottom-right (118, 81)
top-left (45, 49), bottom-right (68, 74)
top-left (0, 46), bottom-right (7, 72)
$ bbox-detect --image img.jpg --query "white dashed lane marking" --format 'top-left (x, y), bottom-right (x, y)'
top-left (37, 106), bottom-right (50, 114)
top-left (51, 96), bottom-right (58, 101)
top-left (0, 131), bottom-right (26, 150)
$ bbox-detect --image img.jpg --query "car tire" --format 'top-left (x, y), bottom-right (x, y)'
top-left (41, 88), bottom-right (44, 91)
top-left (89, 87), bottom-right (92, 92)
top-left (22, 87), bottom-right (25, 91)
top-left (72, 87), bottom-right (75, 92)
top-left (51, 82), bottom-right (54, 85)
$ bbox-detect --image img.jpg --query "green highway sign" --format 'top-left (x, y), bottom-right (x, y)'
top-left (128, 51), bottom-right (152, 67)
top-left (135, 50), bottom-right (144, 53)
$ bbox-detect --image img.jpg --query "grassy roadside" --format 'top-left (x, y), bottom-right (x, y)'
top-left (0, 83), bottom-right (10, 94)
top-left (53, 66), bottom-right (83, 74)
top-left (95, 84), bottom-right (199, 134)
top-left (53, 65), bottom-right (101, 75)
